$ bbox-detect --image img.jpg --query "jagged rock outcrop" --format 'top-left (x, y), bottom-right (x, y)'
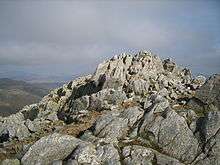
top-left (0, 50), bottom-right (219, 165)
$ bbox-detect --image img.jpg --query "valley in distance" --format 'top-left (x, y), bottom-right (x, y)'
top-left (0, 78), bottom-right (64, 117)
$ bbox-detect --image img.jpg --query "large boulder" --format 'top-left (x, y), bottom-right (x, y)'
top-left (139, 97), bottom-right (199, 163)
top-left (93, 111), bottom-right (129, 141)
top-left (67, 142), bottom-right (99, 164)
top-left (21, 133), bottom-right (81, 165)
top-left (0, 112), bottom-right (30, 141)
top-left (195, 74), bottom-right (220, 110)
top-left (96, 144), bottom-right (120, 165)
top-left (92, 106), bottom-right (144, 141)
top-left (193, 111), bottom-right (220, 165)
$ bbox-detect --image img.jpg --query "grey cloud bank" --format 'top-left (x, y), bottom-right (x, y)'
top-left (0, 0), bottom-right (219, 81)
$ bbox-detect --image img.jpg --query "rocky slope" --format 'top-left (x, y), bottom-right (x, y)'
top-left (0, 51), bottom-right (219, 165)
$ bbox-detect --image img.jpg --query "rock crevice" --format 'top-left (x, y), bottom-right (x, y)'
top-left (0, 51), bottom-right (219, 165)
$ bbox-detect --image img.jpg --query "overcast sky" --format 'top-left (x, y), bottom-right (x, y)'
top-left (0, 0), bottom-right (219, 81)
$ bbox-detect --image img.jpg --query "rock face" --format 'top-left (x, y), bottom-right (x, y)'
top-left (195, 74), bottom-right (220, 109)
top-left (21, 133), bottom-right (81, 165)
top-left (0, 50), bottom-right (219, 165)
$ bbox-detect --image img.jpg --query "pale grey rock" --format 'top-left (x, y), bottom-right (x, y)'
top-left (25, 119), bottom-right (36, 132)
top-left (139, 53), bottom-right (164, 79)
top-left (90, 89), bottom-right (127, 110)
top-left (169, 90), bottom-right (178, 100)
top-left (92, 61), bottom-right (110, 83)
top-left (122, 145), bottom-right (154, 165)
top-left (15, 143), bottom-right (32, 160)
top-left (1, 159), bottom-right (20, 165)
top-left (129, 61), bottom-right (142, 75)
top-left (157, 110), bottom-right (198, 163)
top-left (193, 111), bottom-right (220, 165)
top-left (143, 99), bottom-right (153, 109)
top-left (37, 100), bottom-right (60, 119)
top-left (158, 74), bottom-right (169, 87)
top-left (129, 127), bottom-right (139, 138)
top-left (139, 104), bottom-right (198, 163)
top-left (153, 98), bottom-right (169, 113)
top-left (66, 159), bottom-right (79, 165)
top-left (1, 52), bottom-right (219, 164)
top-left (182, 74), bottom-right (192, 84)
top-left (25, 118), bottom-right (50, 134)
top-left (0, 112), bottom-right (30, 141)
top-left (69, 142), bottom-right (100, 165)
top-left (204, 111), bottom-right (220, 140)
top-left (93, 106), bottom-right (144, 141)
top-left (153, 150), bottom-right (184, 165)
top-left (93, 111), bottom-right (128, 140)
top-left (102, 76), bottom-right (124, 90)
top-left (157, 88), bottom-right (169, 97)
top-left (109, 60), bottom-right (126, 82)
top-left (195, 74), bottom-right (220, 109)
top-left (194, 120), bottom-right (220, 165)
top-left (177, 109), bottom-right (198, 121)
top-left (71, 95), bottom-right (90, 112)
top-left (96, 144), bottom-right (120, 165)
top-left (66, 160), bottom-right (79, 165)
top-left (123, 54), bottom-right (133, 67)
top-left (80, 131), bottom-right (120, 146)
top-left (138, 50), bottom-right (153, 56)
top-left (203, 130), bottom-right (220, 165)
top-left (177, 109), bottom-right (198, 132)
top-left (20, 104), bottom-right (39, 121)
top-left (52, 160), bottom-right (63, 165)
top-left (144, 94), bottom-right (169, 113)
top-left (191, 75), bottom-right (206, 89)
top-left (79, 131), bottom-right (98, 143)
top-left (46, 112), bottom-right (59, 121)
top-left (128, 79), bottom-right (149, 95)
top-left (92, 55), bottom-right (131, 89)
top-left (119, 106), bottom-right (144, 127)
top-left (21, 133), bottom-right (81, 165)
top-left (187, 98), bottom-right (204, 114)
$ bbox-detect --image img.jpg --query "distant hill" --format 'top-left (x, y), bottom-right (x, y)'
top-left (0, 78), bottom-right (63, 116)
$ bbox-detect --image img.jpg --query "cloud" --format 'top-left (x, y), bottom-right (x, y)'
top-left (0, 0), bottom-right (219, 78)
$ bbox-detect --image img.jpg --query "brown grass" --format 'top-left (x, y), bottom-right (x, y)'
top-left (121, 100), bottom-right (138, 109)
top-left (58, 111), bottom-right (102, 137)
top-left (0, 110), bottom-right (103, 160)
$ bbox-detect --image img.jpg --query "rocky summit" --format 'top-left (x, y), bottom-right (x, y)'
top-left (0, 50), bottom-right (220, 165)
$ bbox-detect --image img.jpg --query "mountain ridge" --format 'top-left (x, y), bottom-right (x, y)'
top-left (0, 50), bottom-right (219, 165)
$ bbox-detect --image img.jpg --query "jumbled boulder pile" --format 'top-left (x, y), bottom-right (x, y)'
top-left (0, 50), bottom-right (219, 165)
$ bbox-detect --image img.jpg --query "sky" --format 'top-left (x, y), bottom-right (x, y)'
top-left (0, 0), bottom-right (220, 82)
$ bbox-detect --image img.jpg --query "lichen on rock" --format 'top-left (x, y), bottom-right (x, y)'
top-left (0, 51), bottom-right (219, 165)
